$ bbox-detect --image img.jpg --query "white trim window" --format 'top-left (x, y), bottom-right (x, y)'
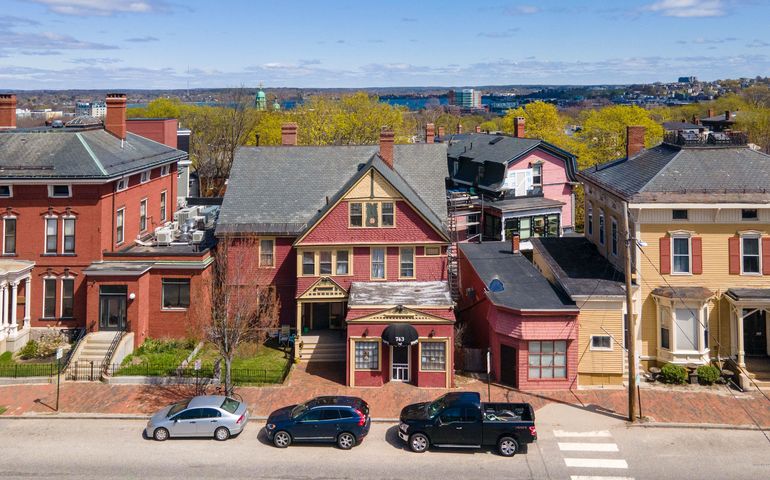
top-left (674, 308), bottom-right (699, 351)
top-left (160, 191), bottom-right (167, 222)
top-left (43, 277), bottom-right (57, 318)
top-left (598, 210), bottom-right (605, 245)
top-left (116, 208), bottom-right (125, 244)
top-left (672, 235), bottom-right (691, 274)
top-left (3, 216), bottom-right (16, 254)
top-left (61, 277), bottom-right (75, 318)
top-left (116, 178), bottom-right (128, 192)
top-left (160, 165), bottom-right (170, 176)
top-left (62, 217), bottom-right (76, 254)
top-left (531, 162), bottom-right (543, 189)
top-left (140, 170), bottom-right (150, 183)
top-left (741, 235), bottom-right (761, 274)
top-left (371, 248), bottom-right (385, 279)
top-left (590, 335), bottom-right (612, 351)
top-left (611, 218), bottom-right (618, 256)
top-left (587, 204), bottom-right (593, 237)
top-left (139, 199), bottom-right (147, 232)
top-left (528, 340), bottom-right (567, 379)
top-left (45, 217), bottom-right (58, 254)
top-left (0, 185), bottom-right (12, 197)
top-left (400, 247), bottom-right (415, 278)
top-left (656, 300), bottom-right (708, 359)
top-left (48, 185), bottom-right (71, 198)
top-left (260, 239), bottom-right (275, 267)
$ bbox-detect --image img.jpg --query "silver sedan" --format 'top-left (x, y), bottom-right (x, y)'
top-left (145, 395), bottom-right (249, 441)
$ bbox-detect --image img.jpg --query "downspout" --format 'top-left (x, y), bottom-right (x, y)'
top-left (111, 184), bottom-right (116, 252)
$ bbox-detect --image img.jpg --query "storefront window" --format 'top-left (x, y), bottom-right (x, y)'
top-left (354, 341), bottom-right (379, 370)
top-left (421, 341), bottom-right (446, 371)
top-left (528, 340), bottom-right (567, 379)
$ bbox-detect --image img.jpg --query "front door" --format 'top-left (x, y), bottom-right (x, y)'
top-left (99, 285), bottom-right (127, 331)
top-left (500, 345), bottom-right (518, 387)
top-left (329, 302), bottom-right (344, 329)
top-left (744, 310), bottom-right (767, 356)
top-left (312, 303), bottom-right (330, 330)
top-left (391, 346), bottom-right (410, 382)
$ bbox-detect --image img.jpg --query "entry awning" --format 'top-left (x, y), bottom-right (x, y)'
top-left (381, 324), bottom-right (419, 347)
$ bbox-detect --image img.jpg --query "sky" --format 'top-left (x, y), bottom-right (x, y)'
top-left (1, 0), bottom-right (770, 89)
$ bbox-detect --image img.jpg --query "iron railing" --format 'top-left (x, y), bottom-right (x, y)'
top-left (65, 361), bottom-right (102, 381)
top-left (664, 131), bottom-right (749, 147)
top-left (101, 331), bottom-right (125, 375)
top-left (60, 327), bottom-right (86, 373)
top-left (104, 362), bottom-right (289, 385)
top-left (0, 362), bottom-right (59, 378)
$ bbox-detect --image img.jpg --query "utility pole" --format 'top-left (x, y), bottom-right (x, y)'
top-left (623, 202), bottom-right (638, 422)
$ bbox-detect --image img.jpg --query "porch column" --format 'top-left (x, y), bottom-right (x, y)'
top-left (1, 283), bottom-right (8, 332)
top-left (0, 283), bottom-right (6, 331)
top-left (737, 309), bottom-right (745, 367)
top-left (295, 302), bottom-right (302, 360)
top-left (23, 276), bottom-right (31, 328)
top-left (9, 281), bottom-right (18, 334)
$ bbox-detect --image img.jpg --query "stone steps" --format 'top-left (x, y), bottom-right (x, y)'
top-left (300, 335), bottom-right (346, 363)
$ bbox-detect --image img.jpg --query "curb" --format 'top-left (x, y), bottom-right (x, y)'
top-left (629, 421), bottom-right (766, 431)
top-left (1, 413), bottom-right (402, 424)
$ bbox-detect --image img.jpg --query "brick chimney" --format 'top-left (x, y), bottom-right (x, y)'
top-left (438, 126), bottom-right (445, 137)
top-left (513, 117), bottom-right (525, 138)
top-left (707, 108), bottom-right (714, 118)
top-left (511, 234), bottom-right (520, 254)
top-left (379, 128), bottom-right (394, 169)
top-left (724, 110), bottom-right (731, 120)
top-left (456, 123), bottom-right (463, 134)
top-left (626, 126), bottom-right (645, 158)
top-left (0, 94), bottom-right (17, 130)
top-left (475, 125), bottom-right (481, 133)
top-left (425, 123), bottom-right (435, 144)
top-left (105, 93), bottom-right (127, 140)
top-left (281, 122), bottom-right (298, 146)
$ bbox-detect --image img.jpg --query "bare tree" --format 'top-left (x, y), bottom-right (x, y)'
top-left (204, 237), bottom-right (280, 396)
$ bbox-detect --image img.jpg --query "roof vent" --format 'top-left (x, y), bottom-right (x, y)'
top-left (489, 136), bottom-right (503, 145)
top-left (357, 163), bottom-right (366, 171)
top-left (488, 278), bottom-right (505, 292)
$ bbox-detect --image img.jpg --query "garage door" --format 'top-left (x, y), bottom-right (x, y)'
top-left (500, 345), bottom-right (517, 387)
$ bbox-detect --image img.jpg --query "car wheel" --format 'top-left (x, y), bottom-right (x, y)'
top-left (273, 430), bottom-right (292, 448)
top-left (153, 427), bottom-right (169, 442)
top-left (214, 427), bottom-right (230, 441)
top-left (337, 432), bottom-right (356, 450)
top-left (409, 433), bottom-right (429, 453)
top-left (498, 436), bottom-right (518, 457)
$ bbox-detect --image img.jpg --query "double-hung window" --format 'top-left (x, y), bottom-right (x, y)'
top-left (3, 217), bottom-right (16, 254)
top-left (400, 247), bottom-right (414, 278)
top-left (531, 163), bottom-right (543, 189)
top-left (116, 208), bottom-right (125, 244)
top-left (611, 218), bottom-right (618, 256)
top-left (319, 251), bottom-right (332, 275)
top-left (139, 199), bottom-right (147, 232)
top-left (302, 251), bottom-right (315, 275)
top-left (587, 204), bottom-right (593, 236)
top-left (349, 201), bottom-right (395, 228)
top-left (162, 278), bottom-right (190, 309)
top-left (43, 278), bottom-right (56, 318)
top-left (382, 202), bottom-right (394, 226)
top-left (335, 250), bottom-right (349, 275)
top-left (528, 340), bottom-right (567, 379)
top-left (160, 191), bottom-right (167, 222)
top-left (349, 203), bottom-right (363, 227)
top-left (63, 217), bottom-right (76, 254)
top-left (45, 217), bottom-right (58, 254)
top-left (371, 248), bottom-right (385, 279)
top-left (260, 239), bottom-right (275, 267)
top-left (598, 211), bottom-right (605, 245)
top-left (741, 236), bottom-right (761, 274)
top-left (672, 236), bottom-right (691, 274)
top-left (61, 278), bottom-right (74, 318)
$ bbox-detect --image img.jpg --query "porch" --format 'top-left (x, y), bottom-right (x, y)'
top-left (0, 259), bottom-right (34, 353)
top-left (726, 289), bottom-right (770, 387)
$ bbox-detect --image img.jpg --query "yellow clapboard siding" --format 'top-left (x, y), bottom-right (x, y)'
top-left (345, 169), bottom-right (402, 199)
top-left (577, 304), bottom-right (625, 375)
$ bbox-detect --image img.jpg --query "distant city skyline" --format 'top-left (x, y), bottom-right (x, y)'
top-left (1, 0), bottom-right (769, 89)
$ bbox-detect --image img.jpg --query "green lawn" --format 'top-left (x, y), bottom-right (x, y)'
top-left (0, 351), bottom-right (59, 377)
top-left (114, 338), bottom-right (197, 376)
top-left (194, 338), bottom-right (291, 385)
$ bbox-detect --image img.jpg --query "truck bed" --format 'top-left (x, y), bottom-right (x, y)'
top-left (481, 402), bottom-right (535, 423)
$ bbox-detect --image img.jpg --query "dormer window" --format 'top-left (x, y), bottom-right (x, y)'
top-left (49, 185), bottom-right (71, 198)
top-left (140, 170), bottom-right (150, 183)
top-left (0, 185), bottom-right (12, 197)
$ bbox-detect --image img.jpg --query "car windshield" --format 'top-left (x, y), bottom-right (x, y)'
top-left (427, 396), bottom-right (447, 418)
top-left (221, 397), bottom-right (240, 414)
top-left (167, 400), bottom-right (189, 417)
top-left (291, 402), bottom-right (311, 419)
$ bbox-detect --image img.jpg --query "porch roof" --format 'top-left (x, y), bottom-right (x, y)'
top-left (0, 259), bottom-right (34, 276)
top-left (651, 286), bottom-right (714, 301)
top-left (348, 281), bottom-right (452, 307)
top-left (726, 288), bottom-right (770, 301)
top-left (83, 262), bottom-right (153, 276)
top-left (484, 196), bottom-right (565, 214)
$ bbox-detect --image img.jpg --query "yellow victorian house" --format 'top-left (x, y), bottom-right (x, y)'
top-left (578, 128), bottom-right (770, 388)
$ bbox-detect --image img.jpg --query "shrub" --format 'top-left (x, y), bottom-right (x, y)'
top-left (19, 340), bottom-right (39, 360)
top-left (36, 328), bottom-right (67, 358)
top-left (660, 363), bottom-right (688, 384)
top-left (697, 365), bottom-right (721, 385)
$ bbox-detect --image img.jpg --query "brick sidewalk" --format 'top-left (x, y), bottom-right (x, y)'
top-left (2, 363), bottom-right (769, 427)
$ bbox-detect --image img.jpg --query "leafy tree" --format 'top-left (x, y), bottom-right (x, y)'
top-left (575, 105), bottom-right (664, 166)
top-left (502, 101), bottom-right (567, 144)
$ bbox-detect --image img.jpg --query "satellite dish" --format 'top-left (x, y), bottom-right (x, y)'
top-left (488, 279), bottom-right (504, 292)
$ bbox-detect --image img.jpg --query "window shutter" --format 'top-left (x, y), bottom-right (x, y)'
top-left (763, 238), bottom-right (770, 275)
top-left (659, 237), bottom-right (671, 275)
top-left (691, 237), bottom-right (703, 275)
top-left (728, 236), bottom-right (740, 275)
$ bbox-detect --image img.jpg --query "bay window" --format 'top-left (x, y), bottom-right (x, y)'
top-left (675, 308), bottom-right (698, 351)
top-left (528, 340), bottom-right (567, 379)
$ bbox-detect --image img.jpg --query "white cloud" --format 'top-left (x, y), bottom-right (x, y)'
top-left (27, 0), bottom-right (172, 16)
top-left (646, 0), bottom-right (726, 18)
top-left (125, 36), bottom-right (159, 43)
top-left (478, 28), bottom-right (519, 39)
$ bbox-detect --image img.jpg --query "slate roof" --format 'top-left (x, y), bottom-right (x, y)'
top-left (662, 121), bottom-right (701, 131)
top-left (459, 241), bottom-right (577, 312)
top-left (578, 142), bottom-right (770, 203)
top-left (217, 144), bottom-right (449, 236)
top-left (0, 128), bottom-right (186, 179)
top-left (531, 237), bottom-right (626, 298)
top-left (348, 281), bottom-right (452, 307)
top-left (725, 288), bottom-right (770, 301)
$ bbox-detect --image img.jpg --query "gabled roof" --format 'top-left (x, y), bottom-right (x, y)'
top-left (217, 144), bottom-right (449, 236)
top-left (0, 129), bottom-right (185, 180)
top-left (578, 142), bottom-right (770, 203)
top-left (459, 241), bottom-right (577, 312)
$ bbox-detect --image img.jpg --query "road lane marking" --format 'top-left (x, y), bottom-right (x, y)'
top-left (558, 442), bottom-right (619, 452)
top-left (570, 476), bottom-right (634, 480)
top-left (564, 458), bottom-right (629, 469)
top-left (554, 430), bottom-right (613, 438)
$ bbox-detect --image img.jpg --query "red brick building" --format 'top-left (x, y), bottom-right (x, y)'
top-left (456, 240), bottom-right (579, 390)
top-left (0, 93), bottom-right (210, 354)
top-left (217, 125), bottom-right (454, 387)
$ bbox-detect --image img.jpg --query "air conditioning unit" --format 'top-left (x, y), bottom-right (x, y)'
top-left (175, 209), bottom-right (191, 224)
top-left (155, 229), bottom-right (173, 246)
top-left (192, 230), bottom-right (205, 244)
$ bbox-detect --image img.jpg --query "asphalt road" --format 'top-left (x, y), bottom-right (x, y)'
top-left (2, 404), bottom-right (770, 479)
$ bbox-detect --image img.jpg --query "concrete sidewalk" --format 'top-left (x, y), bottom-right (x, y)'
top-left (1, 363), bottom-right (769, 428)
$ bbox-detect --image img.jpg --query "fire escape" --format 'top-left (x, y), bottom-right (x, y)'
top-left (446, 191), bottom-right (481, 302)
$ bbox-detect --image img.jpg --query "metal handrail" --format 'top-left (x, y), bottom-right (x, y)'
top-left (60, 327), bottom-right (86, 373)
top-left (101, 331), bottom-right (125, 375)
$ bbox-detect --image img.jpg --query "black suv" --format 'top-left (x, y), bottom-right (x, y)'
top-left (265, 396), bottom-right (371, 450)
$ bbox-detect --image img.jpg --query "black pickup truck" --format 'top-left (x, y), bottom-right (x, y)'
top-left (398, 392), bottom-right (536, 457)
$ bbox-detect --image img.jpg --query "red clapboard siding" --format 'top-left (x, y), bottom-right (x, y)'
top-left (728, 237), bottom-right (741, 275)
top-left (659, 237), bottom-right (671, 275)
top-left (691, 237), bottom-right (703, 275)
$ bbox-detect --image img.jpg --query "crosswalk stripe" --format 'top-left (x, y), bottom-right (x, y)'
top-left (570, 476), bottom-right (634, 480)
top-left (564, 458), bottom-right (629, 469)
top-left (554, 430), bottom-right (613, 438)
top-left (558, 442), bottom-right (619, 452)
